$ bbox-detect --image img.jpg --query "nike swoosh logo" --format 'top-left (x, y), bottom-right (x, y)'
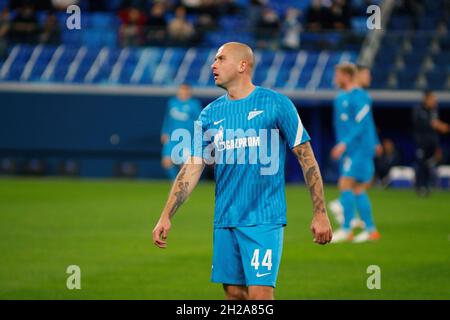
top-left (247, 110), bottom-right (264, 120)
top-left (256, 272), bottom-right (271, 278)
top-left (213, 119), bottom-right (225, 125)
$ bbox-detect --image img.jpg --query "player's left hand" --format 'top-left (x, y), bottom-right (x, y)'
top-left (310, 213), bottom-right (333, 245)
top-left (331, 143), bottom-right (346, 160)
top-left (152, 217), bottom-right (171, 249)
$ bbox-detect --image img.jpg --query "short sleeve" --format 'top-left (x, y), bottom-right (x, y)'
top-left (192, 99), bottom-right (202, 119)
top-left (276, 95), bottom-right (311, 149)
top-left (191, 109), bottom-right (211, 160)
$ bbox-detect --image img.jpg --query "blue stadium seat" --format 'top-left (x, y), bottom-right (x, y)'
top-left (88, 13), bottom-right (116, 28)
top-left (274, 69), bottom-right (291, 88)
top-left (103, 30), bottom-right (118, 48)
top-left (53, 63), bottom-right (70, 81)
top-left (26, 46), bottom-right (57, 81)
top-left (297, 70), bottom-right (312, 88)
top-left (439, 35), bottom-right (450, 50)
top-left (403, 52), bottom-right (426, 67)
top-left (389, 16), bottom-right (413, 30)
top-left (418, 17), bottom-right (437, 30)
top-left (381, 34), bottom-right (404, 47)
top-left (82, 30), bottom-right (103, 48)
top-left (28, 64), bottom-right (47, 81)
top-left (269, 0), bottom-right (310, 12)
top-left (72, 64), bottom-right (92, 83)
top-left (6, 63), bottom-right (25, 81)
top-left (0, 0), bottom-right (8, 11)
top-left (426, 69), bottom-right (448, 90)
top-left (14, 45), bottom-right (34, 63)
top-left (396, 69), bottom-right (418, 90)
top-left (351, 16), bottom-right (368, 34)
top-left (204, 31), bottom-right (255, 48)
top-left (433, 52), bottom-right (450, 65)
top-left (36, 11), bottom-right (48, 26)
top-left (182, 48), bottom-right (211, 85)
top-left (410, 34), bottom-right (432, 49)
top-left (0, 41), bottom-right (365, 89)
top-left (371, 69), bottom-right (390, 89)
top-left (219, 16), bottom-right (245, 30)
top-left (119, 66), bottom-right (134, 84)
top-left (62, 30), bottom-right (83, 46)
top-left (253, 66), bottom-right (270, 85)
top-left (104, 49), bottom-right (121, 67)
top-left (105, 0), bottom-right (123, 11)
top-left (374, 50), bottom-right (397, 68)
top-left (318, 69), bottom-right (334, 89)
top-left (423, 1), bottom-right (442, 14)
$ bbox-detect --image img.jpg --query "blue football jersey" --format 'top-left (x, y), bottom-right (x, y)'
top-left (192, 86), bottom-right (310, 227)
top-left (333, 87), bottom-right (378, 158)
top-left (161, 97), bottom-right (202, 136)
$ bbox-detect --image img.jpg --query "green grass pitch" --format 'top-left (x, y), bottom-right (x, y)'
top-left (0, 177), bottom-right (449, 299)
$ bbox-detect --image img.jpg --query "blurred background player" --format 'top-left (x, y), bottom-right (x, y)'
top-left (329, 65), bottom-right (382, 231)
top-left (330, 63), bottom-right (381, 243)
top-left (329, 65), bottom-right (383, 228)
top-left (375, 138), bottom-right (401, 186)
top-left (160, 84), bottom-right (202, 180)
top-left (356, 64), bottom-right (382, 163)
top-left (412, 91), bottom-right (450, 196)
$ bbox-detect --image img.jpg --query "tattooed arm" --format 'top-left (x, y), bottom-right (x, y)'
top-left (152, 157), bottom-right (205, 248)
top-left (292, 142), bottom-right (333, 245)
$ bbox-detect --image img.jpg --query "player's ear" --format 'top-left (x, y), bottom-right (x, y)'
top-left (238, 60), bottom-right (246, 73)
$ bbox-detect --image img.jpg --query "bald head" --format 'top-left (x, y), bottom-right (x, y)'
top-left (219, 42), bottom-right (255, 71)
top-left (211, 42), bottom-right (255, 89)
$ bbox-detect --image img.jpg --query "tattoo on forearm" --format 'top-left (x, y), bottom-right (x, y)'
top-left (293, 143), bottom-right (326, 215)
top-left (168, 166), bottom-right (190, 218)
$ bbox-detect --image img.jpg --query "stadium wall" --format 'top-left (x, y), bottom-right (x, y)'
top-left (1, 86), bottom-right (449, 181)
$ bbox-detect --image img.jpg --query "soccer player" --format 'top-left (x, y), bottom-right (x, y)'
top-left (329, 65), bottom-right (382, 229)
top-left (161, 84), bottom-right (202, 180)
top-left (330, 63), bottom-right (381, 243)
top-left (152, 42), bottom-right (332, 300)
top-left (412, 91), bottom-right (450, 196)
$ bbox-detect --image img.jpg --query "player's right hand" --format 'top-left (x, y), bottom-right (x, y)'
top-left (152, 217), bottom-right (171, 248)
top-left (331, 143), bottom-right (346, 160)
top-left (161, 134), bottom-right (169, 144)
top-left (375, 144), bottom-right (383, 157)
top-left (310, 213), bottom-right (333, 245)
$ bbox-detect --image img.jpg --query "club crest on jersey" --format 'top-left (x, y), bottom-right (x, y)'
top-left (214, 126), bottom-right (225, 151)
top-left (248, 110), bottom-right (264, 120)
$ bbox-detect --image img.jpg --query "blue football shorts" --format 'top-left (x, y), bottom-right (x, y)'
top-left (340, 154), bottom-right (375, 183)
top-left (211, 224), bottom-right (284, 288)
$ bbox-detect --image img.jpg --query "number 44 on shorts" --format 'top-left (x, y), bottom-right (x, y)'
top-left (251, 249), bottom-right (272, 271)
